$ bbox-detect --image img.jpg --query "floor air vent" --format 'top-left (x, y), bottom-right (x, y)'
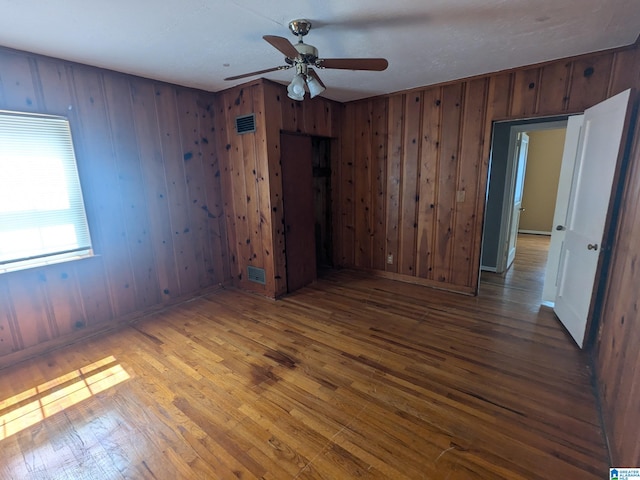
top-left (235, 114), bottom-right (256, 134)
top-left (247, 265), bottom-right (266, 284)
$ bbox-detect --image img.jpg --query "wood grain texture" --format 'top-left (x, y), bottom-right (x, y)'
top-left (338, 43), bottom-right (639, 294)
top-left (261, 82), bottom-right (289, 297)
top-left (595, 98), bottom-right (640, 466)
top-left (537, 61), bottom-right (571, 114)
top-left (335, 46), bottom-right (640, 464)
top-left (354, 101), bottom-right (373, 269)
top-left (399, 93), bottom-right (421, 276)
top-left (384, 95), bottom-right (404, 274)
top-left (0, 46), bottom-right (229, 361)
top-left (0, 235), bottom-right (609, 479)
top-left (281, 133), bottom-right (317, 292)
top-left (567, 54), bottom-right (614, 112)
top-left (607, 48), bottom-right (640, 97)
top-left (1, 41), bottom-right (639, 471)
top-left (215, 80), bottom-right (341, 298)
top-left (435, 84), bottom-right (464, 284)
top-left (510, 67), bottom-right (541, 117)
top-left (452, 78), bottom-right (487, 287)
top-left (371, 98), bottom-right (388, 271)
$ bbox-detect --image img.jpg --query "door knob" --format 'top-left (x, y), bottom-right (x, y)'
top-left (556, 225), bottom-right (566, 231)
top-left (587, 243), bottom-right (598, 251)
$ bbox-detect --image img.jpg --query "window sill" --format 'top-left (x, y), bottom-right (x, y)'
top-left (0, 253), bottom-right (100, 276)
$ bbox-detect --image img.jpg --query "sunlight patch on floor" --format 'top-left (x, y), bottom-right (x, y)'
top-left (0, 356), bottom-right (130, 440)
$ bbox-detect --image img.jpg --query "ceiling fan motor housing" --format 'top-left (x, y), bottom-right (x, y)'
top-left (294, 42), bottom-right (318, 63)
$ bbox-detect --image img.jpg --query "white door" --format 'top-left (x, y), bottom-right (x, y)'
top-left (505, 133), bottom-right (529, 270)
top-left (554, 89), bottom-right (632, 348)
top-left (542, 115), bottom-right (584, 304)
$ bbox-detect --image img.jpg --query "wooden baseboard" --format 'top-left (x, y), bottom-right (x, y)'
top-left (354, 267), bottom-right (476, 295)
top-left (0, 283), bottom-right (228, 371)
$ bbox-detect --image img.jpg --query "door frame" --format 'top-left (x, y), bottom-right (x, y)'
top-left (280, 132), bottom-right (317, 293)
top-left (505, 132), bottom-right (529, 271)
top-left (279, 131), bottom-right (338, 291)
top-left (490, 119), bottom-right (568, 273)
top-left (480, 91), bottom-right (637, 350)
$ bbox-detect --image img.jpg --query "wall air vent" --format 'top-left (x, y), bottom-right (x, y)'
top-left (235, 113), bottom-right (256, 134)
top-left (247, 265), bottom-right (266, 284)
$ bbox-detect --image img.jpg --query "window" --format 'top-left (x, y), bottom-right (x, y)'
top-left (0, 110), bottom-right (92, 273)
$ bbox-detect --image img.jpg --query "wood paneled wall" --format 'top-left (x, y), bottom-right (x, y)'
top-left (338, 45), bottom-right (640, 294)
top-left (215, 79), bottom-right (340, 298)
top-left (596, 90), bottom-right (640, 465)
top-left (338, 41), bottom-right (640, 466)
top-left (1, 39), bottom-right (639, 468)
top-left (0, 47), bottom-right (229, 364)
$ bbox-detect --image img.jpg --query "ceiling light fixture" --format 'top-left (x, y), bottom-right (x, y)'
top-left (306, 71), bottom-right (326, 99)
top-left (224, 19), bottom-right (388, 100)
top-left (287, 72), bottom-right (306, 101)
top-left (287, 64), bottom-right (326, 101)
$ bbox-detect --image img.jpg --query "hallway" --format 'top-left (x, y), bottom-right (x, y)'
top-left (481, 233), bottom-right (551, 296)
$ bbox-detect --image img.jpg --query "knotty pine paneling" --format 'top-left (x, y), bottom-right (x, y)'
top-left (595, 75), bottom-right (640, 465)
top-left (0, 47), bottom-right (229, 364)
top-left (339, 43), bottom-right (640, 294)
top-left (259, 80), bottom-right (342, 296)
top-left (339, 97), bottom-right (356, 268)
top-left (215, 79), bottom-right (340, 298)
top-left (510, 67), bottom-right (541, 117)
top-left (353, 100), bottom-right (374, 269)
top-left (371, 98), bottom-right (388, 271)
top-left (453, 78), bottom-right (488, 287)
top-left (415, 89), bottom-right (440, 279)
top-left (434, 84), bottom-right (464, 284)
top-left (384, 95), bottom-right (403, 275)
top-left (399, 93), bottom-right (421, 277)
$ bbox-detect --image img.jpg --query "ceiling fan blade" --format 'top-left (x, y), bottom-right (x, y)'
top-left (307, 68), bottom-right (326, 89)
top-left (317, 58), bottom-right (389, 71)
top-left (224, 65), bottom-right (291, 81)
top-left (263, 35), bottom-right (299, 59)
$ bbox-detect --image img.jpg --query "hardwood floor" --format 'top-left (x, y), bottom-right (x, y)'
top-left (0, 235), bottom-right (609, 479)
top-left (480, 234), bottom-right (551, 296)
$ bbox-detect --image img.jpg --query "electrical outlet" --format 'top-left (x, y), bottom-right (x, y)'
top-left (387, 253), bottom-right (393, 265)
top-left (456, 190), bottom-right (466, 203)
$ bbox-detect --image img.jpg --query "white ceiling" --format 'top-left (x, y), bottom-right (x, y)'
top-left (0, 0), bottom-right (638, 102)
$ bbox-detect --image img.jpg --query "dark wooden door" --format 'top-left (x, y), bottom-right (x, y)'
top-left (281, 133), bottom-right (316, 292)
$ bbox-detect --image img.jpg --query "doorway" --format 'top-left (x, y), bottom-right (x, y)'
top-left (481, 116), bottom-right (568, 280)
top-left (280, 133), bottom-right (333, 293)
top-left (312, 137), bottom-right (333, 270)
top-left (480, 89), bottom-right (633, 348)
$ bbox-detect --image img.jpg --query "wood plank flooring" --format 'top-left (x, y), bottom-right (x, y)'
top-left (0, 235), bottom-right (609, 479)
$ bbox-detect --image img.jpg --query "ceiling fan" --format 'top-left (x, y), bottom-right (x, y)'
top-left (223, 19), bottom-right (389, 100)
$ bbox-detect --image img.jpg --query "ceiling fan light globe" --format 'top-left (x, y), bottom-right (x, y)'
top-left (286, 84), bottom-right (305, 100)
top-left (306, 76), bottom-right (325, 98)
top-left (287, 90), bottom-right (305, 101)
top-left (289, 74), bottom-right (306, 95)
top-left (288, 74), bottom-right (306, 100)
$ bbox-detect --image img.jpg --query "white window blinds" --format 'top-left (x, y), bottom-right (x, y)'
top-left (0, 110), bottom-right (92, 273)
